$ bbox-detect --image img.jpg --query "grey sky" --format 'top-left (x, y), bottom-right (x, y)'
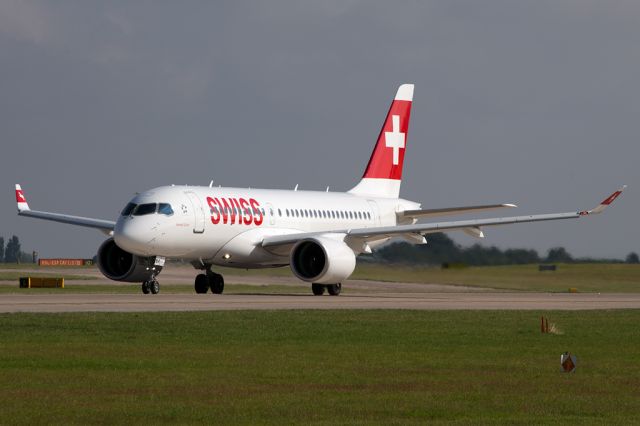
top-left (1, 1), bottom-right (637, 259)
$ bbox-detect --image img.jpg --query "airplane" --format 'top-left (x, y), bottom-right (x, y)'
top-left (15, 84), bottom-right (625, 295)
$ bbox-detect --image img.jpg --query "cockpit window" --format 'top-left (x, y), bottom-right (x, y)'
top-left (158, 203), bottom-right (174, 216)
top-left (121, 203), bottom-right (137, 216)
top-left (133, 203), bottom-right (157, 216)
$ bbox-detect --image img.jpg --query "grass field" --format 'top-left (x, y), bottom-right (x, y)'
top-left (2, 262), bottom-right (638, 293)
top-left (351, 263), bottom-right (640, 293)
top-left (0, 271), bottom-right (97, 281)
top-left (181, 262), bottom-right (640, 292)
top-left (0, 283), bottom-right (306, 295)
top-left (0, 310), bottom-right (639, 424)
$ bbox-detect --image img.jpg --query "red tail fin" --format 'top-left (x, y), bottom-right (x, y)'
top-left (349, 84), bottom-right (414, 198)
top-left (362, 84), bottom-right (413, 180)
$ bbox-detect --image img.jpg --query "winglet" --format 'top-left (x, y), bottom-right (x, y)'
top-left (15, 184), bottom-right (30, 212)
top-left (579, 185), bottom-right (626, 216)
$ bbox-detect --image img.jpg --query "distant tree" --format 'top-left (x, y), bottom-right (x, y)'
top-left (504, 248), bottom-right (540, 265)
top-left (626, 252), bottom-right (640, 264)
top-left (546, 247), bottom-right (573, 263)
top-left (0, 237), bottom-right (4, 263)
top-left (4, 235), bottom-right (21, 263)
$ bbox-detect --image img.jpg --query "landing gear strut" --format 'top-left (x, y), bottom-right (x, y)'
top-left (193, 266), bottom-right (225, 295)
top-left (311, 283), bottom-right (342, 296)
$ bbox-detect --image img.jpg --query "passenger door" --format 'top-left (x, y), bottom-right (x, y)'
top-left (185, 192), bottom-right (205, 233)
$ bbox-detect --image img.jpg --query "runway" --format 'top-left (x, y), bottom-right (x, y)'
top-left (2, 292), bottom-right (640, 313)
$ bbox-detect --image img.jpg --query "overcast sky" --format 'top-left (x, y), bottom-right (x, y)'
top-left (1, 1), bottom-right (637, 259)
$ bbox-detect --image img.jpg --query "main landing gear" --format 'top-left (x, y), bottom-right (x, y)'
top-left (194, 268), bottom-right (225, 295)
top-left (311, 283), bottom-right (342, 296)
top-left (141, 278), bottom-right (160, 295)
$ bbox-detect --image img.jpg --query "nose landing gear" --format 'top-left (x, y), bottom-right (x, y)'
top-left (193, 267), bottom-right (225, 295)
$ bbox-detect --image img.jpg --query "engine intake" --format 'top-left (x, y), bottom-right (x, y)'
top-left (97, 238), bottom-right (162, 282)
top-left (290, 237), bottom-right (355, 284)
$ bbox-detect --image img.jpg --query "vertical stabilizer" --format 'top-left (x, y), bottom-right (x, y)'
top-left (349, 84), bottom-right (414, 198)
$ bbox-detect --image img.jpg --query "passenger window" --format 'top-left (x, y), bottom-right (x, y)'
top-left (121, 203), bottom-right (136, 216)
top-left (158, 203), bottom-right (174, 216)
top-left (278, 209), bottom-right (282, 217)
top-left (133, 203), bottom-right (157, 216)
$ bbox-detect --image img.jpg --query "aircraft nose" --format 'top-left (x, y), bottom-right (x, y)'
top-left (114, 216), bottom-right (157, 256)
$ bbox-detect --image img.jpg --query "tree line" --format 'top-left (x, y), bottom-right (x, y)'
top-left (0, 236), bottom-right (32, 263)
top-left (367, 233), bottom-right (640, 266)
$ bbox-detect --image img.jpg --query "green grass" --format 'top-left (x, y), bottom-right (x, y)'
top-left (0, 310), bottom-right (639, 424)
top-left (215, 263), bottom-right (640, 292)
top-left (0, 271), bottom-right (97, 281)
top-left (350, 263), bottom-right (640, 292)
top-left (2, 263), bottom-right (639, 293)
top-left (0, 283), bottom-right (307, 294)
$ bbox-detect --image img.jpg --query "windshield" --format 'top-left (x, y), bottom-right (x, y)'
top-left (133, 203), bottom-right (157, 216)
top-left (158, 203), bottom-right (174, 216)
top-left (121, 203), bottom-right (136, 216)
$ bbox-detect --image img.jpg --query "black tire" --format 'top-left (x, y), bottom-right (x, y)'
top-left (195, 274), bottom-right (209, 294)
top-left (210, 273), bottom-right (224, 294)
top-left (141, 281), bottom-right (150, 294)
top-left (311, 283), bottom-right (325, 296)
top-left (327, 283), bottom-right (342, 296)
top-left (150, 280), bottom-right (160, 294)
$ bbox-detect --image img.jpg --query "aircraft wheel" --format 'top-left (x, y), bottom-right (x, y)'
top-left (210, 273), bottom-right (224, 294)
top-left (194, 274), bottom-right (209, 294)
top-left (149, 279), bottom-right (160, 295)
top-left (311, 283), bottom-right (325, 296)
top-left (141, 281), bottom-right (151, 294)
top-left (327, 283), bottom-right (342, 296)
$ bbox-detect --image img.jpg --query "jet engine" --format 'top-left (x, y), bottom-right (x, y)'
top-left (97, 238), bottom-right (162, 282)
top-left (290, 237), bottom-right (356, 284)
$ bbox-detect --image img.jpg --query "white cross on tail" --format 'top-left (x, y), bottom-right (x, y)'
top-left (385, 115), bottom-right (405, 165)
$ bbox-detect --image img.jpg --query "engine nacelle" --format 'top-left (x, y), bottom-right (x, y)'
top-left (97, 238), bottom-right (162, 282)
top-left (290, 237), bottom-right (356, 284)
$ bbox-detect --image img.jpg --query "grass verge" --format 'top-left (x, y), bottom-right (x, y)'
top-left (0, 310), bottom-right (639, 424)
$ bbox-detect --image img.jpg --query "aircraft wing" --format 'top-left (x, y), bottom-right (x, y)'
top-left (14, 185), bottom-right (115, 233)
top-left (261, 186), bottom-right (626, 248)
top-left (398, 203), bottom-right (517, 220)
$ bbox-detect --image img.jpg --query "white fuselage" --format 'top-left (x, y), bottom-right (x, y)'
top-left (114, 185), bottom-right (420, 268)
